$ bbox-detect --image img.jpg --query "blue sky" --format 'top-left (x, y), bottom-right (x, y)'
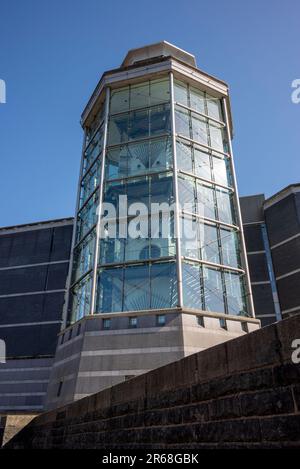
top-left (0, 0), bottom-right (299, 226)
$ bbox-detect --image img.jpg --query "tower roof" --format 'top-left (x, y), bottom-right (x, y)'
top-left (121, 41), bottom-right (197, 68)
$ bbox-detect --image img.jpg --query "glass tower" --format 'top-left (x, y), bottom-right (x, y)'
top-left (65, 41), bottom-right (254, 326)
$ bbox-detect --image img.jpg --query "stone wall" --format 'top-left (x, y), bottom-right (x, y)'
top-left (4, 314), bottom-right (300, 449)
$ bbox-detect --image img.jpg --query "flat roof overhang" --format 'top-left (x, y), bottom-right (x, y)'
top-left (80, 55), bottom-right (234, 138)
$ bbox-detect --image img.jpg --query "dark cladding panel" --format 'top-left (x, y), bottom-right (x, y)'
top-left (271, 237), bottom-right (300, 278)
top-left (0, 292), bottom-right (65, 325)
top-left (252, 283), bottom-right (275, 316)
top-left (247, 253), bottom-right (269, 283)
top-left (0, 265), bottom-right (48, 295)
top-left (0, 323), bottom-right (60, 358)
top-left (50, 225), bottom-right (73, 262)
top-left (46, 262), bottom-right (69, 290)
top-left (265, 194), bottom-right (300, 246)
top-left (243, 224), bottom-right (265, 252)
top-left (277, 272), bottom-right (300, 312)
top-left (240, 194), bottom-right (265, 224)
top-left (0, 228), bottom-right (53, 268)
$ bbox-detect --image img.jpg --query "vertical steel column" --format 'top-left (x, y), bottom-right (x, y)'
top-left (261, 222), bottom-right (282, 321)
top-left (170, 72), bottom-right (183, 307)
top-left (61, 129), bottom-right (87, 330)
top-left (89, 86), bottom-right (110, 315)
top-left (222, 97), bottom-right (255, 317)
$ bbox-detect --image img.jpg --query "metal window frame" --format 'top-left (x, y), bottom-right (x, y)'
top-left (222, 97), bottom-right (255, 317)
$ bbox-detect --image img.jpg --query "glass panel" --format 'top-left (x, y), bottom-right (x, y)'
top-left (106, 137), bottom-right (172, 180)
top-left (105, 146), bottom-right (127, 180)
top-left (177, 140), bottom-right (192, 173)
top-left (128, 108), bottom-right (149, 141)
top-left (151, 212), bottom-right (175, 258)
top-left (150, 79), bottom-right (170, 105)
top-left (174, 80), bottom-right (188, 106)
top-left (80, 160), bottom-right (100, 207)
top-left (86, 106), bottom-right (105, 144)
top-left (206, 94), bottom-right (223, 121)
top-left (127, 177), bottom-right (149, 207)
top-left (190, 87), bottom-right (205, 114)
top-left (149, 137), bottom-right (172, 172)
top-left (175, 106), bottom-right (190, 137)
top-left (150, 104), bottom-right (170, 136)
top-left (197, 183), bottom-right (216, 220)
top-left (182, 262), bottom-right (202, 309)
top-left (83, 127), bottom-right (103, 172)
top-left (99, 233), bottom-right (125, 264)
top-left (103, 180), bottom-right (124, 213)
top-left (215, 188), bottom-right (235, 224)
top-left (209, 122), bottom-right (225, 152)
top-left (73, 231), bottom-right (95, 282)
top-left (212, 154), bottom-right (231, 186)
top-left (110, 87), bottom-right (129, 114)
top-left (108, 113), bottom-right (129, 145)
top-left (178, 176), bottom-right (196, 211)
top-left (127, 141), bottom-right (150, 177)
top-left (151, 174), bottom-right (173, 205)
top-left (97, 267), bottom-right (123, 313)
top-left (201, 223), bottom-right (220, 264)
top-left (125, 237), bottom-right (149, 262)
top-left (123, 264), bottom-right (150, 311)
top-left (151, 262), bottom-right (177, 309)
top-left (203, 266), bottom-right (225, 313)
top-left (70, 275), bottom-right (92, 321)
top-left (194, 148), bottom-right (211, 180)
top-left (181, 215), bottom-right (199, 259)
top-left (220, 228), bottom-right (240, 268)
top-left (192, 113), bottom-right (208, 146)
top-left (224, 271), bottom-right (248, 316)
top-left (77, 193), bottom-right (98, 242)
top-left (130, 82), bottom-right (149, 109)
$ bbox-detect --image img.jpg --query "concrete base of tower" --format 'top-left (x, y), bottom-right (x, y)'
top-left (45, 309), bottom-right (260, 411)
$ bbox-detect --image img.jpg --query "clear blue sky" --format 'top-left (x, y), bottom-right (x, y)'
top-left (0, 0), bottom-right (299, 227)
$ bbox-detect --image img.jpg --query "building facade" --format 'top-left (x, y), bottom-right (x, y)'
top-left (45, 42), bottom-right (259, 410)
top-left (0, 218), bottom-right (73, 413)
top-left (240, 184), bottom-right (300, 326)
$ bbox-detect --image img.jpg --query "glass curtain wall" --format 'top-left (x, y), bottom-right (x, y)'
top-left (95, 77), bottom-right (178, 314)
top-left (174, 79), bottom-right (249, 316)
top-left (69, 105), bottom-right (106, 323)
top-left (69, 74), bottom-right (249, 323)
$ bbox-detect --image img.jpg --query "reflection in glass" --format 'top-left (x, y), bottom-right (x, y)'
top-left (224, 271), bottom-right (247, 316)
top-left (190, 87), bottom-right (205, 114)
top-left (194, 148), bottom-right (211, 180)
top-left (216, 188), bottom-right (235, 224)
top-left (76, 193), bottom-right (98, 243)
top-left (97, 267), bottom-right (123, 313)
top-left (175, 106), bottom-right (190, 138)
top-left (73, 231), bottom-right (95, 282)
top-left (174, 80), bottom-right (188, 106)
top-left (177, 141), bottom-right (193, 173)
top-left (212, 154), bottom-right (231, 186)
top-left (220, 228), bottom-right (240, 268)
top-left (182, 262), bottom-right (202, 310)
top-left (201, 223), bottom-right (220, 264)
top-left (203, 266), bottom-right (225, 313)
top-left (192, 113), bottom-right (208, 146)
top-left (71, 275), bottom-right (92, 322)
top-left (80, 160), bottom-right (100, 207)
